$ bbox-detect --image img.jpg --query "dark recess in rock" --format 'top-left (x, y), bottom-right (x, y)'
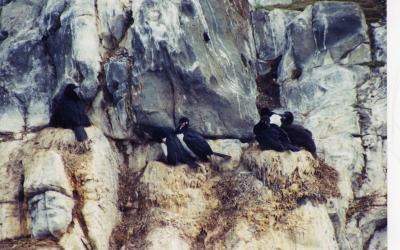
top-left (203, 32), bottom-right (210, 43)
top-left (256, 56), bottom-right (282, 111)
top-left (240, 54), bottom-right (247, 67)
top-left (291, 68), bottom-right (302, 80)
top-left (181, 0), bottom-right (196, 17)
top-left (0, 30), bottom-right (8, 41)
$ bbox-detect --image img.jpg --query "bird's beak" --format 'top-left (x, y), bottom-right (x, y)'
top-left (179, 123), bottom-right (185, 130)
top-left (73, 87), bottom-right (83, 98)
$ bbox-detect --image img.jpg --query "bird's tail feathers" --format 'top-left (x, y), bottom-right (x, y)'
top-left (73, 126), bottom-right (88, 142)
top-left (212, 152), bottom-right (231, 160)
top-left (286, 144), bottom-right (301, 152)
top-left (311, 152), bottom-right (318, 159)
top-left (188, 161), bottom-right (202, 169)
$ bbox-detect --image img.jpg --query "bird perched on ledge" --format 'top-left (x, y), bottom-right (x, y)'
top-left (259, 108), bottom-right (317, 158)
top-left (49, 84), bottom-right (91, 142)
top-left (280, 111), bottom-right (317, 158)
top-left (254, 114), bottom-right (300, 152)
top-left (175, 117), bottom-right (231, 161)
top-left (149, 126), bottom-right (201, 168)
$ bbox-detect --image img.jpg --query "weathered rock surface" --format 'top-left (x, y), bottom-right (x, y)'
top-left (222, 203), bottom-right (338, 250)
top-left (249, 0), bottom-right (294, 7)
top-left (23, 151), bottom-right (73, 198)
top-left (370, 23), bottom-right (387, 63)
top-left (28, 191), bottom-right (74, 239)
top-left (280, 65), bottom-right (368, 201)
top-left (252, 9), bottom-right (299, 76)
top-left (112, 149), bottom-right (339, 249)
top-left (368, 226), bottom-right (387, 250)
top-left (127, 0), bottom-right (258, 138)
top-left (0, 0), bottom-right (387, 249)
top-left (0, 128), bottom-right (120, 249)
top-left (252, 2), bottom-right (386, 249)
top-left (0, 0), bottom-right (56, 133)
top-left (278, 2), bottom-right (371, 81)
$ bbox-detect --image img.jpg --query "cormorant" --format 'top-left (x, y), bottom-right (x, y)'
top-left (253, 115), bottom-right (300, 152)
top-left (49, 84), bottom-right (90, 142)
top-left (150, 126), bottom-right (201, 168)
top-left (280, 111), bottom-right (317, 158)
top-left (175, 117), bottom-right (231, 161)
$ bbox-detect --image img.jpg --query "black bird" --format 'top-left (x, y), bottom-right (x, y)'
top-left (280, 111), bottom-right (317, 158)
top-left (253, 115), bottom-right (300, 152)
top-left (49, 84), bottom-right (90, 141)
top-left (175, 117), bottom-right (231, 161)
top-left (149, 126), bottom-right (201, 168)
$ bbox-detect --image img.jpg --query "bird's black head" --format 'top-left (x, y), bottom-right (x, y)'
top-left (282, 111), bottom-right (294, 126)
top-left (260, 107), bottom-right (275, 117)
top-left (64, 83), bottom-right (81, 100)
top-left (260, 115), bottom-right (270, 127)
top-left (177, 117), bottom-right (190, 132)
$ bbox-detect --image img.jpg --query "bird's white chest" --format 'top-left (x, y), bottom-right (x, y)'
top-left (177, 133), bottom-right (197, 158)
top-left (270, 114), bottom-right (282, 127)
top-left (161, 138), bottom-right (168, 157)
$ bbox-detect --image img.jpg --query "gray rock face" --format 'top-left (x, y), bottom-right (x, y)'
top-left (251, 9), bottom-right (299, 76)
top-left (370, 23), bottom-right (387, 63)
top-left (129, 0), bottom-right (258, 138)
top-left (47, 0), bottom-right (100, 99)
top-left (248, 0), bottom-right (294, 6)
top-left (1, 0), bottom-right (258, 140)
top-left (280, 65), bottom-right (368, 201)
top-left (312, 2), bottom-right (368, 59)
top-left (97, 0), bottom-right (129, 50)
top-left (91, 56), bottom-right (135, 139)
top-left (0, 0), bottom-right (387, 249)
top-left (355, 67), bottom-right (387, 198)
top-left (0, 1), bottom-right (57, 133)
top-left (279, 2), bottom-right (370, 81)
top-left (28, 191), bottom-right (74, 239)
top-left (0, 0), bottom-right (100, 134)
top-left (368, 227), bottom-right (387, 250)
top-left (252, 2), bottom-right (386, 249)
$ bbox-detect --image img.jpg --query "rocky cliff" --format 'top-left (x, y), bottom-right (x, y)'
top-left (0, 0), bottom-right (386, 249)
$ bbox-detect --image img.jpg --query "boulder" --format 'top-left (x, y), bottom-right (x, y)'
top-left (28, 191), bottom-right (74, 239)
top-left (0, 127), bottom-right (120, 249)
